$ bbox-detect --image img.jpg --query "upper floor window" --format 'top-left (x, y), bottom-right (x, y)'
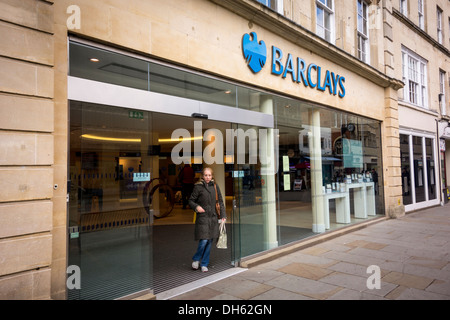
top-left (357, 0), bottom-right (369, 63)
top-left (399, 0), bottom-right (408, 16)
top-left (402, 47), bottom-right (428, 108)
top-left (316, 0), bottom-right (334, 43)
top-left (437, 7), bottom-right (443, 44)
top-left (257, 0), bottom-right (283, 14)
top-left (418, 0), bottom-right (424, 30)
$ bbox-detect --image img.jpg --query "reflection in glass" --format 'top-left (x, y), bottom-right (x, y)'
top-left (413, 136), bottom-right (425, 203)
top-left (231, 119), bottom-right (279, 257)
top-left (69, 42), bottom-right (149, 90)
top-left (237, 87), bottom-right (264, 112)
top-left (426, 138), bottom-right (436, 200)
top-left (69, 42), bottom-right (238, 108)
top-left (68, 102), bottom-right (152, 300)
top-left (149, 63), bottom-right (237, 107)
top-left (275, 97), bottom-right (383, 245)
top-left (400, 134), bottom-right (412, 205)
top-left (275, 98), bottom-right (316, 244)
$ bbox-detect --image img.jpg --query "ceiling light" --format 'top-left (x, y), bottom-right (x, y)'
top-left (158, 136), bottom-right (203, 143)
top-left (81, 134), bottom-right (141, 143)
top-left (90, 58), bottom-right (100, 62)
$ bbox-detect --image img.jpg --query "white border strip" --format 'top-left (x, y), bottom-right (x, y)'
top-left (68, 76), bottom-right (273, 128)
top-left (155, 267), bottom-right (247, 300)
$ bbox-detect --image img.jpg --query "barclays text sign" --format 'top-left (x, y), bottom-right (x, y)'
top-left (242, 32), bottom-right (346, 98)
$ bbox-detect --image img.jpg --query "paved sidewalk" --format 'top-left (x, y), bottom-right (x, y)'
top-left (169, 203), bottom-right (450, 300)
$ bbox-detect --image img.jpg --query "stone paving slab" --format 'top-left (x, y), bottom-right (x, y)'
top-left (327, 288), bottom-right (387, 300)
top-left (169, 204), bottom-right (450, 300)
top-left (277, 262), bottom-right (334, 280)
top-left (264, 274), bottom-right (342, 300)
top-left (382, 271), bottom-right (434, 290)
top-left (250, 287), bottom-right (313, 300)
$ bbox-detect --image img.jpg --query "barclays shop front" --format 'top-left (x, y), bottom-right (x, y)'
top-left (67, 35), bottom-right (385, 299)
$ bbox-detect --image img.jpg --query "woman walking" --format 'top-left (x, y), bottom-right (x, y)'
top-left (189, 167), bottom-right (226, 272)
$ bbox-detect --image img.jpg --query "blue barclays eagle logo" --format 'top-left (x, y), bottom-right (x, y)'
top-left (242, 32), bottom-right (267, 73)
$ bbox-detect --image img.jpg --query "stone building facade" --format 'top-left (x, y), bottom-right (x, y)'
top-left (0, 0), bottom-right (448, 300)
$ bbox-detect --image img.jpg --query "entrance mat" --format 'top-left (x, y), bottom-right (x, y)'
top-left (153, 224), bottom-right (232, 294)
top-left (153, 224), bottom-right (314, 295)
top-left (68, 224), bottom-right (315, 299)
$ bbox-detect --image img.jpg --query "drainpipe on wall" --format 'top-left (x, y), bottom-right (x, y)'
top-left (436, 116), bottom-right (450, 206)
top-left (436, 119), bottom-right (443, 206)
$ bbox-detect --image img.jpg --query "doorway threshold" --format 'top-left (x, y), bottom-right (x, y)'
top-left (156, 267), bottom-right (247, 300)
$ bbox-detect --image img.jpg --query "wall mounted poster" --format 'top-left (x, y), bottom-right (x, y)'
top-left (342, 138), bottom-right (363, 169)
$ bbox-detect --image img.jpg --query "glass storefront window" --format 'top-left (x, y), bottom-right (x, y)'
top-left (237, 87), bottom-right (271, 112)
top-left (148, 63), bottom-right (237, 107)
top-left (274, 96), bottom-right (384, 245)
top-left (68, 102), bottom-right (153, 300)
top-left (230, 123), bottom-right (278, 257)
top-left (69, 41), bottom-right (238, 108)
top-left (426, 138), bottom-right (437, 200)
top-left (69, 40), bottom-right (387, 298)
top-left (400, 131), bottom-right (438, 209)
top-left (69, 42), bottom-right (149, 90)
top-left (274, 98), bottom-right (316, 244)
top-left (413, 136), bottom-right (426, 203)
top-left (400, 134), bottom-right (412, 205)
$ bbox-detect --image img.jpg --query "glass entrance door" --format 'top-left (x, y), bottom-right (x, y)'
top-left (400, 132), bottom-right (439, 210)
top-left (68, 101), bottom-right (153, 300)
top-left (149, 113), bottom-right (234, 294)
top-left (68, 102), bottom-right (241, 298)
top-left (229, 122), bottom-right (279, 259)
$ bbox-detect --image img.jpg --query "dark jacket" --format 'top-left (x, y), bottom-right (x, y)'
top-left (189, 179), bottom-right (226, 240)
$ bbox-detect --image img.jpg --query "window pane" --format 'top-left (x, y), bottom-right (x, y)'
top-left (317, 7), bottom-right (324, 27)
top-left (275, 99), bottom-right (315, 245)
top-left (69, 42), bottom-right (149, 91)
top-left (324, 11), bottom-right (331, 41)
top-left (420, 63), bottom-right (425, 84)
top-left (426, 138), bottom-right (437, 200)
top-left (413, 136), bottom-right (425, 203)
top-left (69, 101), bottom-right (152, 299)
top-left (358, 16), bottom-right (363, 33)
top-left (422, 86), bottom-right (426, 107)
top-left (363, 16), bottom-right (367, 35)
top-left (357, 35), bottom-right (362, 59)
top-left (409, 81), bottom-right (417, 104)
top-left (400, 134), bottom-right (412, 205)
top-left (275, 98), bottom-right (383, 243)
top-left (317, 7), bottom-right (325, 38)
top-left (318, 0), bottom-right (331, 8)
top-left (269, 0), bottom-right (277, 10)
top-left (324, 11), bottom-right (331, 29)
top-left (148, 63), bottom-right (237, 107)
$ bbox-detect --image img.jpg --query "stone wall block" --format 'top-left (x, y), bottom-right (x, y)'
top-left (0, 132), bottom-right (53, 165)
top-left (0, 94), bottom-right (54, 132)
top-left (0, 201), bottom-right (52, 239)
top-left (0, 168), bottom-right (53, 202)
top-left (0, 234), bottom-right (52, 277)
top-left (0, 268), bottom-right (51, 300)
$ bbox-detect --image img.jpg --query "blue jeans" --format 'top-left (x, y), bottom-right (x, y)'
top-left (192, 239), bottom-right (213, 267)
